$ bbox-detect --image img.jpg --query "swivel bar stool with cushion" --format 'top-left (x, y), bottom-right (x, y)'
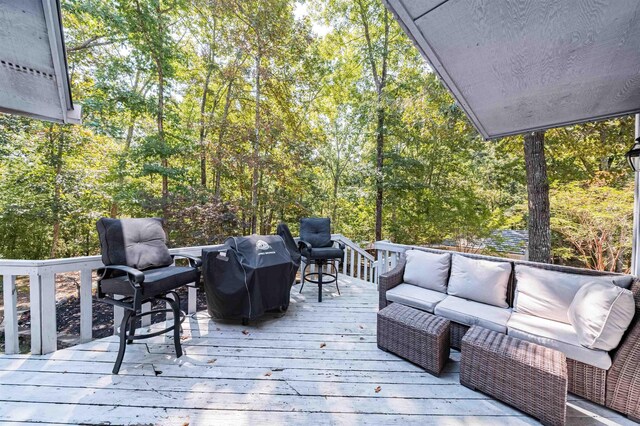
top-left (96, 217), bottom-right (202, 374)
top-left (298, 217), bottom-right (345, 302)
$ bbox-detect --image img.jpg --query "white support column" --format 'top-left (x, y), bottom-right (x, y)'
top-left (633, 114), bottom-right (640, 276)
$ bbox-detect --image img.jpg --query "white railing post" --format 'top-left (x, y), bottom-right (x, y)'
top-left (3, 275), bottom-right (19, 354)
top-left (79, 268), bottom-right (93, 343)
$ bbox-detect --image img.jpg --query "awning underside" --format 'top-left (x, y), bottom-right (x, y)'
top-left (385, 0), bottom-right (640, 139)
top-left (0, 0), bottom-right (80, 124)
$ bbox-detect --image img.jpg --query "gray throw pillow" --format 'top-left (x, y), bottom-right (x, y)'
top-left (568, 281), bottom-right (635, 351)
top-left (447, 254), bottom-right (512, 308)
top-left (97, 217), bottom-right (173, 270)
top-left (402, 250), bottom-right (450, 293)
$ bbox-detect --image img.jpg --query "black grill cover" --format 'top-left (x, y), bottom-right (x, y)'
top-left (203, 235), bottom-right (298, 321)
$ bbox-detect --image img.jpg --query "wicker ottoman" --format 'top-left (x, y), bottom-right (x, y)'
top-left (461, 326), bottom-right (568, 426)
top-left (377, 303), bottom-right (450, 376)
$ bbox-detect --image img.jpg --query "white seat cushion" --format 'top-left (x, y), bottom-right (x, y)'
top-left (568, 281), bottom-right (635, 351)
top-left (507, 312), bottom-right (612, 370)
top-left (403, 250), bottom-right (450, 293)
top-left (447, 254), bottom-right (512, 308)
top-left (386, 283), bottom-right (448, 313)
top-left (514, 264), bottom-right (633, 324)
top-left (434, 295), bottom-right (512, 333)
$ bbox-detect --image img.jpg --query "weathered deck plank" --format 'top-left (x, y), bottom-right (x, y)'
top-left (0, 276), bottom-right (633, 425)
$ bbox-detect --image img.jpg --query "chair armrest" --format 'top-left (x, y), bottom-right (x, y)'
top-left (171, 253), bottom-right (203, 268)
top-left (97, 265), bottom-right (145, 286)
top-left (298, 240), bottom-right (312, 252)
top-left (378, 256), bottom-right (406, 310)
top-left (332, 240), bottom-right (346, 251)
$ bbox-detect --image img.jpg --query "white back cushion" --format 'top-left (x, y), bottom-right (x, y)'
top-left (447, 254), bottom-right (511, 308)
top-left (514, 265), bottom-right (633, 324)
top-left (403, 250), bottom-right (450, 293)
top-left (568, 281), bottom-right (635, 351)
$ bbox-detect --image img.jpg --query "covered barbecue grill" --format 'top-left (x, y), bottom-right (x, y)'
top-left (202, 234), bottom-right (298, 323)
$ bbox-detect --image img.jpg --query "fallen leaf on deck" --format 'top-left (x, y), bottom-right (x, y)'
top-left (207, 359), bottom-right (217, 364)
top-left (320, 343), bottom-right (326, 348)
top-left (242, 330), bottom-right (249, 335)
top-left (359, 325), bottom-right (364, 329)
top-left (216, 327), bottom-right (221, 331)
top-left (265, 371), bottom-right (272, 376)
top-left (374, 386), bottom-right (382, 393)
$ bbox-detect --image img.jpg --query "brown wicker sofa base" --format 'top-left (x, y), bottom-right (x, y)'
top-left (461, 326), bottom-right (568, 426)
top-left (377, 303), bottom-right (450, 376)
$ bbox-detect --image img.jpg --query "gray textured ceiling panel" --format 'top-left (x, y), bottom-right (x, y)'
top-left (0, 0), bottom-right (80, 124)
top-left (385, 0), bottom-right (640, 139)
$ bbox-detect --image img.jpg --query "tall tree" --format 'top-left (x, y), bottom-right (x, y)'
top-left (356, 0), bottom-right (389, 241)
top-left (524, 131), bottom-right (551, 263)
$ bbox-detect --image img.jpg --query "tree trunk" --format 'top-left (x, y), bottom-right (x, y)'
top-left (375, 104), bottom-right (384, 241)
top-left (50, 128), bottom-right (64, 258)
top-left (214, 79), bottom-right (234, 198)
top-left (524, 131), bottom-right (551, 263)
top-left (156, 59), bottom-right (169, 219)
top-left (251, 50), bottom-right (261, 234)
top-left (199, 63), bottom-right (213, 187)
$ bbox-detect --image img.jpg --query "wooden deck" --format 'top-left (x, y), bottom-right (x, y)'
top-left (0, 276), bottom-right (633, 425)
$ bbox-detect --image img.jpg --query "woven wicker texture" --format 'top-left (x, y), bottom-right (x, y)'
top-left (567, 359), bottom-right (606, 405)
top-left (450, 322), bottom-right (470, 350)
top-left (378, 257), bottom-right (406, 309)
top-left (377, 303), bottom-right (450, 376)
top-left (606, 278), bottom-right (640, 418)
top-left (461, 326), bottom-right (567, 426)
top-left (377, 248), bottom-right (640, 417)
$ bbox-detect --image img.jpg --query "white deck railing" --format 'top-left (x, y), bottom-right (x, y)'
top-left (374, 240), bottom-right (414, 277)
top-left (0, 234), bottom-right (376, 355)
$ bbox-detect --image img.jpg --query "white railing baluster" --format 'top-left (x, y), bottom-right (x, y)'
top-left (79, 268), bottom-right (93, 343)
top-left (29, 273), bottom-right (42, 354)
top-left (113, 298), bottom-right (124, 337)
top-left (356, 253), bottom-right (361, 279)
top-left (342, 247), bottom-right (348, 274)
top-left (349, 247), bottom-right (355, 277)
top-left (40, 271), bottom-right (57, 354)
top-left (188, 284), bottom-right (197, 315)
top-left (391, 252), bottom-right (398, 269)
top-left (363, 259), bottom-right (368, 282)
top-left (3, 275), bottom-right (19, 354)
top-left (141, 302), bottom-right (151, 327)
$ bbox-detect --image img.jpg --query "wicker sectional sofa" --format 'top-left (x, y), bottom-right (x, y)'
top-left (378, 247), bottom-right (640, 420)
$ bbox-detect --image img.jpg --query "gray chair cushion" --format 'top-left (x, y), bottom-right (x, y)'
top-left (434, 295), bottom-right (512, 334)
top-left (100, 266), bottom-right (198, 297)
top-left (386, 283), bottom-right (448, 313)
top-left (301, 246), bottom-right (344, 260)
top-left (97, 218), bottom-right (173, 270)
top-left (507, 312), bottom-right (612, 370)
top-left (300, 217), bottom-right (333, 248)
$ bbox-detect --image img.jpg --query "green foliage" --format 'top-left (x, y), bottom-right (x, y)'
top-left (0, 0), bottom-right (635, 271)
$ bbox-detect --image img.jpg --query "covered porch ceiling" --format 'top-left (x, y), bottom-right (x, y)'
top-left (0, 0), bottom-right (80, 124)
top-left (384, 0), bottom-right (640, 139)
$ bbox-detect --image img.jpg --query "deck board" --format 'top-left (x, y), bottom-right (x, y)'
top-left (0, 276), bottom-right (634, 425)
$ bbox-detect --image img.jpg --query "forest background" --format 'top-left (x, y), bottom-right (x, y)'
top-left (0, 0), bottom-right (634, 272)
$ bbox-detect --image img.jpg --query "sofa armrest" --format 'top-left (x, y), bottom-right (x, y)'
top-left (606, 278), bottom-right (640, 418)
top-left (378, 256), bottom-right (406, 310)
